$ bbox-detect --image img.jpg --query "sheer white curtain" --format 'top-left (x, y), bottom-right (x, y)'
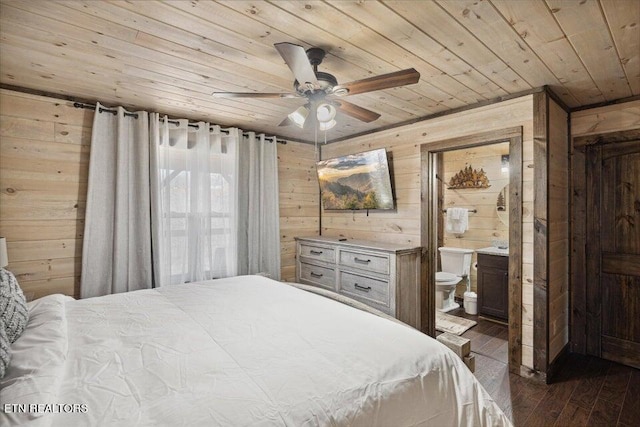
top-left (81, 103), bottom-right (152, 298)
top-left (237, 133), bottom-right (281, 280)
top-left (150, 116), bottom-right (240, 286)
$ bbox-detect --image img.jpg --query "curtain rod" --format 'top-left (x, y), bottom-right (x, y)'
top-left (74, 102), bottom-right (139, 118)
top-left (442, 208), bottom-right (477, 213)
top-left (73, 102), bottom-right (287, 144)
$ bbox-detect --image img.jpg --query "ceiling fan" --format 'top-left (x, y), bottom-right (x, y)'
top-left (212, 42), bottom-right (420, 131)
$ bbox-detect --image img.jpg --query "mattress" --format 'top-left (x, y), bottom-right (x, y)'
top-left (1, 275), bottom-right (510, 426)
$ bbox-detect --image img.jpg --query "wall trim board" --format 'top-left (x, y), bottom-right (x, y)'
top-left (421, 148), bottom-right (437, 337)
top-left (421, 126), bottom-right (523, 373)
top-left (566, 111), bottom-right (573, 358)
top-left (420, 127), bottom-right (523, 152)
top-left (570, 94), bottom-right (640, 113)
top-left (508, 132), bottom-right (524, 374)
top-left (570, 147), bottom-right (587, 354)
top-left (585, 146), bottom-right (603, 357)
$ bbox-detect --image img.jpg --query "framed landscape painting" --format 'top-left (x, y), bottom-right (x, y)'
top-left (316, 148), bottom-right (394, 210)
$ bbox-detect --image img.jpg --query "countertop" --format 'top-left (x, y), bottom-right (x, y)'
top-left (475, 246), bottom-right (509, 257)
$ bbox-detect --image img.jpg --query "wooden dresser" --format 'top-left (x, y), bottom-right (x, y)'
top-left (295, 236), bottom-right (421, 329)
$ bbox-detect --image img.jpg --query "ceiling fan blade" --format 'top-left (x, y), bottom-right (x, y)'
top-left (274, 42), bottom-right (319, 89)
top-left (333, 68), bottom-right (420, 96)
top-left (334, 100), bottom-right (381, 123)
top-left (212, 92), bottom-right (300, 99)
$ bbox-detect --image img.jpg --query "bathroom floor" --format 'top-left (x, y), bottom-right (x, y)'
top-left (443, 308), bottom-right (640, 426)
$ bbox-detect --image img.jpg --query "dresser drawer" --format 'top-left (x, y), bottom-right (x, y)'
top-left (339, 250), bottom-right (389, 274)
top-left (299, 262), bottom-right (336, 291)
top-left (299, 243), bottom-right (335, 263)
top-left (339, 271), bottom-right (390, 308)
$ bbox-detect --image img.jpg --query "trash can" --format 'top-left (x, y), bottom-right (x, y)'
top-left (464, 291), bottom-right (477, 315)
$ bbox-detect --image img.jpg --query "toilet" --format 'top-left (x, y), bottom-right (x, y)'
top-left (436, 247), bottom-right (474, 312)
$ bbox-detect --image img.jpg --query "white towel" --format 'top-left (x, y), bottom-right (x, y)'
top-left (445, 208), bottom-right (469, 234)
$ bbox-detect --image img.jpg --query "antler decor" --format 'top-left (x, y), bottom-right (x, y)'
top-left (447, 165), bottom-right (491, 189)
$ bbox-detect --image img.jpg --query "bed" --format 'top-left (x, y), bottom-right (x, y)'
top-left (1, 275), bottom-right (510, 426)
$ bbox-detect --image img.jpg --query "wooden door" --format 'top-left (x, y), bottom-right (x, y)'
top-left (586, 140), bottom-right (640, 369)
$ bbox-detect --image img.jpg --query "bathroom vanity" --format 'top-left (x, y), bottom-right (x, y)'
top-left (476, 247), bottom-right (509, 322)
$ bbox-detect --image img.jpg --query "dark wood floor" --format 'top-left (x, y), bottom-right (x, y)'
top-left (443, 308), bottom-right (640, 426)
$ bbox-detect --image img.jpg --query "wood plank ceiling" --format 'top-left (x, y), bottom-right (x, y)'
top-left (0, 0), bottom-right (638, 143)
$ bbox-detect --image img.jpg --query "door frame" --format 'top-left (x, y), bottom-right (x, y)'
top-left (420, 126), bottom-right (523, 372)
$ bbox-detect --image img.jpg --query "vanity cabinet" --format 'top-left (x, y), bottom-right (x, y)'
top-left (295, 236), bottom-right (421, 329)
top-left (477, 253), bottom-right (509, 321)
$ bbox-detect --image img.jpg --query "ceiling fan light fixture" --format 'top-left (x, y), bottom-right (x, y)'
top-left (318, 119), bottom-right (336, 131)
top-left (288, 105), bottom-right (309, 128)
top-left (316, 103), bottom-right (336, 123)
top-left (214, 44), bottom-right (419, 131)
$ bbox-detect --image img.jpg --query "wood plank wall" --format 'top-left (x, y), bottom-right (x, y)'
top-left (278, 142), bottom-right (319, 281)
top-left (442, 142), bottom-right (510, 298)
top-left (0, 88), bottom-right (318, 295)
top-left (572, 100), bottom-right (640, 137)
top-left (321, 94), bottom-right (536, 368)
top-left (547, 99), bottom-right (570, 363)
top-left (570, 100), bottom-right (640, 354)
top-left (0, 88), bottom-right (92, 299)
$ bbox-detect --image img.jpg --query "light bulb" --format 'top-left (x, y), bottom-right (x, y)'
top-left (316, 103), bottom-right (336, 123)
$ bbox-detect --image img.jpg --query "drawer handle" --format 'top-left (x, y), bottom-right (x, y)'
top-left (354, 257), bottom-right (371, 264)
top-left (310, 272), bottom-right (323, 278)
top-left (354, 283), bottom-right (372, 292)
top-left (309, 250), bottom-right (323, 255)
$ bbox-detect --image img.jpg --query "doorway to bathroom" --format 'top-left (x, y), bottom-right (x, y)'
top-left (420, 127), bottom-right (523, 374)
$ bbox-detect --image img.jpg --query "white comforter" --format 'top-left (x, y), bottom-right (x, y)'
top-left (1, 275), bottom-right (510, 426)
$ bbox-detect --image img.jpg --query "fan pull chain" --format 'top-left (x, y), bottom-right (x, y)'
top-left (314, 122), bottom-right (319, 161)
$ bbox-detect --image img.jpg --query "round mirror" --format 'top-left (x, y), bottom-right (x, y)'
top-left (496, 185), bottom-right (509, 226)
